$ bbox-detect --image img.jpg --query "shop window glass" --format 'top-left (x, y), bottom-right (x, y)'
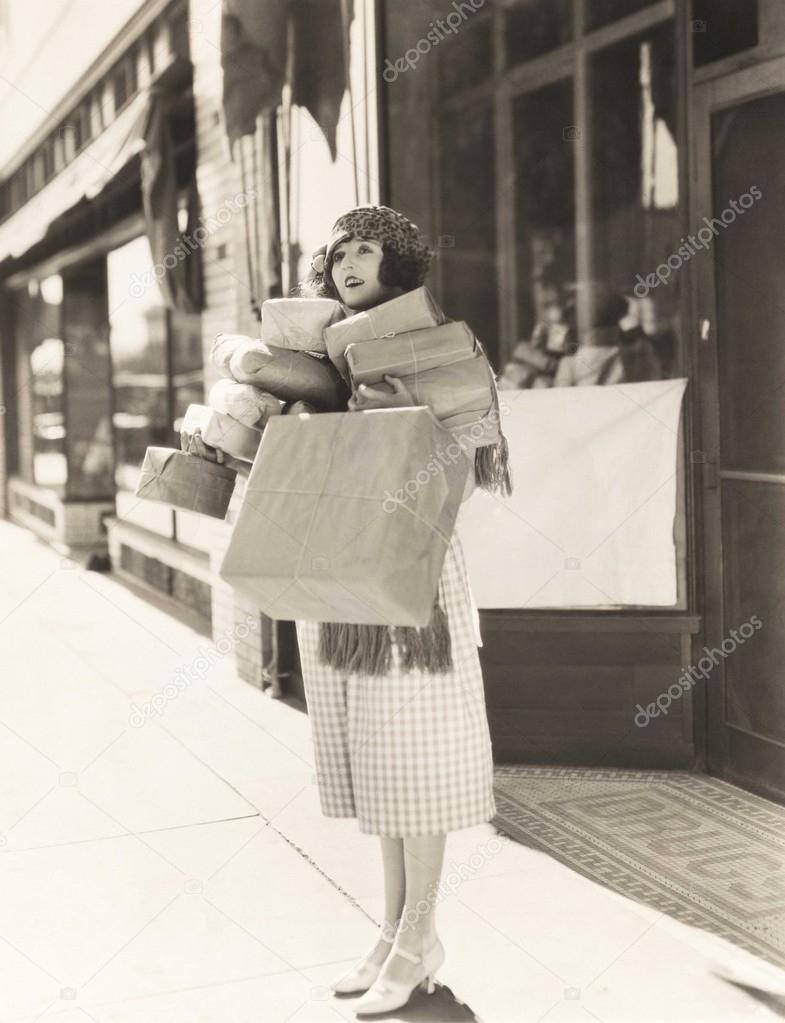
top-left (62, 259), bottom-right (114, 499)
top-left (503, 78), bottom-right (576, 388)
top-left (586, 0), bottom-right (655, 32)
top-left (437, 15), bottom-right (493, 98)
top-left (108, 235), bottom-right (172, 493)
top-left (504, 0), bottom-right (572, 66)
top-left (691, 0), bottom-right (758, 67)
top-left (437, 97), bottom-right (499, 366)
top-left (585, 21), bottom-right (679, 384)
top-left (171, 308), bottom-right (205, 432)
top-left (18, 280), bottom-right (66, 491)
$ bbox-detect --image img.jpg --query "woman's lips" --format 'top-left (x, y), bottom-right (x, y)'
top-left (344, 276), bottom-right (365, 287)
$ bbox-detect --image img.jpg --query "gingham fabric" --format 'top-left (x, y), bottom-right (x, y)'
top-left (295, 529), bottom-right (496, 836)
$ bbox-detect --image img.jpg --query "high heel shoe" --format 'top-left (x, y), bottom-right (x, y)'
top-left (353, 937), bottom-right (445, 1016)
top-left (330, 934), bottom-right (395, 995)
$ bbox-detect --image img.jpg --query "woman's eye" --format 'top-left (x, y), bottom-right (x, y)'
top-left (334, 252), bottom-right (344, 262)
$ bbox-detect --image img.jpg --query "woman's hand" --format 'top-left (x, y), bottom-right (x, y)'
top-left (180, 426), bottom-right (225, 464)
top-left (347, 375), bottom-right (416, 411)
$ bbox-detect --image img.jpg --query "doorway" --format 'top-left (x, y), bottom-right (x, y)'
top-left (693, 56), bottom-right (785, 802)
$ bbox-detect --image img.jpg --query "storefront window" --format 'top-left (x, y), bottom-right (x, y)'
top-left (691, 0), bottom-right (759, 67)
top-left (383, 1), bottom-right (682, 388)
top-left (62, 258), bottom-right (114, 499)
top-left (585, 0), bottom-right (656, 32)
top-left (108, 235), bottom-right (171, 493)
top-left (436, 14), bottom-right (493, 98)
top-left (436, 98), bottom-right (499, 365)
top-left (107, 233), bottom-right (203, 535)
top-left (511, 78), bottom-right (576, 376)
top-left (13, 264), bottom-right (115, 498)
top-left (171, 307), bottom-right (205, 434)
top-left (504, 0), bottom-right (572, 66)
top-left (22, 279), bottom-right (66, 491)
top-left (586, 21), bottom-right (679, 383)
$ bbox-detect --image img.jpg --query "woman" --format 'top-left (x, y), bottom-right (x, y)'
top-left (189, 206), bottom-right (509, 1016)
top-left (295, 205), bottom-right (509, 1016)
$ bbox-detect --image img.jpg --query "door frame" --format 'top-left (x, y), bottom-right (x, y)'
top-left (690, 52), bottom-right (785, 799)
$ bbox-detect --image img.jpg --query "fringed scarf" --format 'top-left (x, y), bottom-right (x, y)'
top-left (317, 336), bottom-right (512, 677)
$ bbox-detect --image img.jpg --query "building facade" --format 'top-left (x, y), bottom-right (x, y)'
top-left (1, 0), bottom-right (783, 803)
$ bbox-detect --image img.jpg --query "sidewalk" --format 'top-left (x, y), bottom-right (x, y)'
top-left (2, 516), bottom-right (785, 1023)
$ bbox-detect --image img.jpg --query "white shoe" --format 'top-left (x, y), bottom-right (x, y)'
top-left (353, 937), bottom-right (445, 1016)
top-left (330, 934), bottom-right (394, 995)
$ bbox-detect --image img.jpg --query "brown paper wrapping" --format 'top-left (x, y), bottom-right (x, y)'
top-left (226, 339), bottom-right (347, 409)
top-left (260, 298), bottom-right (344, 352)
top-left (345, 321), bottom-right (475, 385)
top-left (324, 286), bottom-right (445, 380)
top-left (182, 404), bottom-right (262, 463)
top-left (207, 379), bottom-right (283, 428)
top-left (219, 407), bottom-right (469, 625)
top-left (135, 447), bottom-right (237, 519)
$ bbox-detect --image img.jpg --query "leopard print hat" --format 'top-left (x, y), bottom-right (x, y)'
top-left (310, 205), bottom-right (433, 284)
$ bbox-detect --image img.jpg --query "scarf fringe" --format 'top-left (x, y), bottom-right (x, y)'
top-left (475, 435), bottom-right (513, 496)
top-left (317, 598), bottom-right (452, 677)
top-left (470, 333), bottom-right (513, 497)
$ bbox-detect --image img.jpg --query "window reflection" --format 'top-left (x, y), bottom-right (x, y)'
top-left (587, 23), bottom-right (678, 382)
top-left (108, 235), bottom-right (172, 492)
top-left (62, 257), bottom-right (114, 499)
top-left (586, 0), bottom-right (655, 32)
top-left (17, 278), bottom-right (67, 491)
top-left (504, 0), bottom-right (572, 66)
top-left (171, 308), bottom-right (205, 434)
top-left (437, 98), bottom-right (499, 366)
top-left (499, 79), bottom-right (577, 390)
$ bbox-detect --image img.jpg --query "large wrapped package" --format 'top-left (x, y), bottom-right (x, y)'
top-left (211, 333), bottom-right (347, 409)
top-left (182, 404), bottom-right (262, 463)
top-left (219, 407), bottom-right (470, 625)
top-left (324, 286), bottom-right (445, 380)
top-left (208, 379), bottom-right (283, 428)
top-left (344, 321), bottom-right (497, 446)
top-left (344, 320), bottom-right (475, 385)
top-left (135, 447), bottom-right (237, 519)
top-left (260, 298), bottom-right (344, 352)
top-left (374, 357), bottom-right (493, 420)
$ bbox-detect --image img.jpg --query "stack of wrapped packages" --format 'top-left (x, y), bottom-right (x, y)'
top-left (135, 298), bottom-right (347, 519)
top-left (219, 286), bottom-right (508, 629)
top-left (138, 286), bottom-right (508, 631)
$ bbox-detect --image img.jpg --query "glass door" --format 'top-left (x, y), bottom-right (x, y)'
top-left (692, 56), bottom-right (785, 802)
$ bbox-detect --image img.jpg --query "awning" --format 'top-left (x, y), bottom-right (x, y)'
top-left (0, 88), bottom-right (150, 265)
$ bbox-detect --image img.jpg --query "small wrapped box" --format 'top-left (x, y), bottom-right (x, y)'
top-left (220, 407), bottom-right (469, 625)
top-left (343, 320), bottom-right (496, 443)
top-left (260, 298), bottom-right (344, 352)
top-left (324, 286), bottom-right (445, 380)
top-left (182, 404), bottom-right (262, 463)
top-left (382, 356), bottom-right (494, 421)
top-left (344, 321), bottom-right (475, 386)
top-left (135, 447), bottom-right (237, 519)
top-left (208, 379), bottom-right (283, 428)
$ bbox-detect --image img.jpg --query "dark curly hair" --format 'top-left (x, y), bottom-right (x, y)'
top-left (293, 242), bottom-right (426, 299)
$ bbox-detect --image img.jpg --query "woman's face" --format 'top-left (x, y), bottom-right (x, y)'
top-left (330, 237), bottom-right (403, 310)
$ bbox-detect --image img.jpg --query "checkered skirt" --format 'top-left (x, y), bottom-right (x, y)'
top-left (295, 529), bottom-right (496, 837)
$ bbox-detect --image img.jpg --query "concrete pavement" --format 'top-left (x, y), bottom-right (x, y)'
top-left (1, 517), bottom-right (785, 1023)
